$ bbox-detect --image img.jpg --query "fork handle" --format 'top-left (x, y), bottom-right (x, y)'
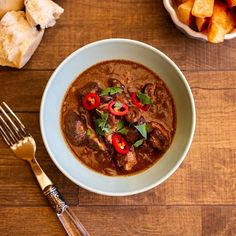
top-left (58, 205), bottom-right (90, 236)
top-left (29, 159), bottom-right (89, 236)
top-left (43, 185), bottom-right (90, 236)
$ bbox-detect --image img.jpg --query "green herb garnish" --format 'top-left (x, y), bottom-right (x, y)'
top-left (117, 128), bottom-right (128, 135)
top-left (86, 129), bottom-right (92, 137)
top-left (117, 121), bottom-right (124, 130)
top-left (116, 121), bottom-right (128, 135)
top-left (102, 127), bottom-right (112, 133)
top-left (100, 87), bottom-right (123, 96)
top-left (133, 139), bottom-right (144, 147)
top-left (115, 101), bottom-right (122, 108)
top-left (94, 110), bottom-right (111, 135)
top-left (137, 92), bottom-right (153, 106)
top-left (134, 123), bottom-right (147, 139)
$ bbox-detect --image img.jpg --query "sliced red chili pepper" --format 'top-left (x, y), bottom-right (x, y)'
top-left (82, 93), bottom-right (101, 110)
top-left (112, 133), bottom-right (129, 155)
top-left (131, 92), bottom-right (150, 111)
top-left (108, 101), bottom-right (129, 116)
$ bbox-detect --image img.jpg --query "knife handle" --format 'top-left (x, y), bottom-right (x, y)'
top-left (44, 185), bottom-right (90, 236)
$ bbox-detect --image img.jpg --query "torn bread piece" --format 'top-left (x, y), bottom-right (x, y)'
top-left (0, 0), bottom-right (24, 19)
top-left (0, 11), bottom-right (44, 68)
top-left (25, 0), bottom-right (64, 29)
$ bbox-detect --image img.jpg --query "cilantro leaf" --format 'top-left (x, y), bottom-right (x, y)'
top-left (134, 123), bottom-right (147, 139)
top-left (95, 120), bottom-right (105, 136)
top-left (95, 110), bottom-right (110, 135)
top-left (115, 101), bottom-right (122, 108)
top-left (103, 127), bottom-right (112, 133)
top-left (100, 87), bottom-right (123, 96)
top-left (96, 109), bottom-right (108, 121)
top-left (117, 127), bottom-right (129, 135)
top-left (133, 139), bottom-right (144, 148)
top-left (137, 92), bottom-right (153, 106)
top-left (116, 121), bottom-right (128, 135)
top-left (117, 121), bottom-right (124, 130)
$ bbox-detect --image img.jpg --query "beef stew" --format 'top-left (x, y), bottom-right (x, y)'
top-left (61, 60), bottom-right (176, 176)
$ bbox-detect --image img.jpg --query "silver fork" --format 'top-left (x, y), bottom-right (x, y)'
top-left (0, 102), bottom-right (90, 236)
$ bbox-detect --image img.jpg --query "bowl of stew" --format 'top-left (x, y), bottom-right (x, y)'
top-left (40, 38), bottom-right (195, 196)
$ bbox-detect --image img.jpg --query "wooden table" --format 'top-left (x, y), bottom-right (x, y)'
top-left (0, 1), bottom-right (235, 235)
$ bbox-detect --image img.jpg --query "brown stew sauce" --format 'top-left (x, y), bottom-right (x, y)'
top-left (61, 60), bottom-right (176, 176)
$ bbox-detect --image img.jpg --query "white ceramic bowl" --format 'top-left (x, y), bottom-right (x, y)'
top-left (163, 0), bottom-right (236, 41)
top-left (40, 38), bottom-right (195, 196)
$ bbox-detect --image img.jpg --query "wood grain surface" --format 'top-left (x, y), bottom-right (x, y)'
top-left (0, 0), bottom-right (235, 235)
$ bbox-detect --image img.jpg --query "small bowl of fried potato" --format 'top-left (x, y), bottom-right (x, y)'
top-left (163, 0), bottom-right (236, 43)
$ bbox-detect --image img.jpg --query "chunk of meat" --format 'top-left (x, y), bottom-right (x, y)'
top-left (143, 83), bottom-right (156, 97)
top-left (154, 81), bottom-right (170, 105)
top-left (126, 127), bottom-right (139, 143)
top-left (148, 122), bottom-right (171, 151)
top-left (136, 140), bottom-right (154, 162)
top-left (102, 136), bottom-right (117, 168)
top-left (149, 130), bottom-right (168, 151)
top-left (125, 106), bottom-right (141, 123)
top-left (78, 82), bottom-right (101, 98)
top-left (64, 111), bottom-right (87, 146)
top-left (80, 109), bottom-right (107, 152)
top-left (87, 133), bottom-right (107, 151)
top-left (108, 78), bottom-right (125, 88)
top-left (116, 147), bottom-right (137, 171)
top-left (137, 140), bottom-right (154, 154)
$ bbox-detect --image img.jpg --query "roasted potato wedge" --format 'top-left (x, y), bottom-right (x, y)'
top-left (177, 0), bottom-right (194, 25)
top-left (192, 0), bottom-right (214, 18)
top-left (195, 17), bottom-right (209, 31)
top-left (208, 1), bottom-right (235, 43)
top-left (174, 0), bottom-right (236, 43)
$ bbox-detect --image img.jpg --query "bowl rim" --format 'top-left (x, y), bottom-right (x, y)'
top-left (163, 0), bottom-right (236, 41)
top-left (40, 38), bottom-right (196, 196)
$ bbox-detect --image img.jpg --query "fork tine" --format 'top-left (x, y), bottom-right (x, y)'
top-left (0, 105), bottom-right (26, 140)
top-left (0, 114), bottom-right (19, 144)
top-left (0, 106), bottom-right (23, 140)
top-left (2, 102), bottom-right (30, 137)
top-left (0, 124), bottom-right (13, 146)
